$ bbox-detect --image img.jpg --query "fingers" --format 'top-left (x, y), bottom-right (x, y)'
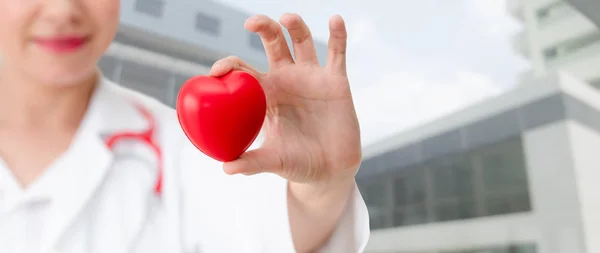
top-left (222, 148), bottom-right (282, 176)
top-left (325, 15), bottom-right (348, 76)
top-left (209, 56), bottom-right (262, 78)
top-left (245, 15), bottom-right (294, 68)
top-left (242, 13), bottom-right (348, 75)
top-left (279, 13), bottom-right (319, 65)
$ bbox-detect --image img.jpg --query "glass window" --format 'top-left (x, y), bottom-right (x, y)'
top-left (171, 74), bottom-right (193, 106)
top-left (434, 200), bottom-right (477, 222)
top-left (474, 137), bottom-right (532, 216)
top-left (391, 167), bottom-right (427, 226)
top-left (393, 204), bottom-right (427, 226)
top-left (359, 181), bottom-right (389, 229)
top-left (97, 56), bottom-right (119, 81)
top-left (440, 243), bottom-right (537, 253)
top-left (589, 78), bottom-right (600, 88)
top-left (393, 167), bottom-right (425, 206)
top-left (478, 138), bottom-right (528, 193)
top-left (369, 215), bottom-right (386, 230)
top-left (536, 1), bottom-right (573, 26)
top-left (485, 192), bottom-right (531, 216)
top-left (119, 60), bottom-right (172, 104)
top-left (134, 0), bottom-right (165, 18)
top-left (543, 48), bottom-right (558, 60)
top-left (393, 177), bottom-right (407, 205)
top-left (113, 32), bottom-right (218, 67)
top-left (360, 136), bottom-right (532, 229)
top-left (431, 155), bottom-right (474, 201)
top-left (363, 183), bottom-right (385, 207)
top-left (433, 163), bottom-right (454, 199)
top-left (543, 32), bottom-right (600, 62)
top-left (430, 154), bottom-right (477, 221)
top-left (195, 12), bottom-right (221, 36)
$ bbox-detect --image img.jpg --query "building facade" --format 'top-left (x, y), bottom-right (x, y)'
top-left (509, 0), bottom-right (600, 88)
top-left (358, 72), bottom-right (600, 253)
top-left (565, 0), bottom-right (600, 27)
top-left (97, 0), bottom-right (327, 108)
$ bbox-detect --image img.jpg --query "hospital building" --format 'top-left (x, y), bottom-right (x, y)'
top-left (97, 0), bottom-right (326, 108)
top-left (360, 0), bottom-right (600, 253)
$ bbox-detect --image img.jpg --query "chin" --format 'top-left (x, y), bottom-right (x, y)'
top-left (31, 63), bottom-right (99, 87)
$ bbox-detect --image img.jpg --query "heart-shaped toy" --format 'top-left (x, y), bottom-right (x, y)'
top-left (176, 70), bottom-right (267, 162)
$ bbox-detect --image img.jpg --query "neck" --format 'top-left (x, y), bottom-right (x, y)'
top-left (0, 67), bottom-right (97, 131)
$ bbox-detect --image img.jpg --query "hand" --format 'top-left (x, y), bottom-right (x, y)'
top-left (210, 13), bottom-right (361, 187)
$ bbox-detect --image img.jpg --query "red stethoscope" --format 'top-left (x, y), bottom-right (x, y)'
top-left (104, 103), bottom-right (163, 196)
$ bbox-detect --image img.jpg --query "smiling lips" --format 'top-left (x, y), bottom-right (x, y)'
top-left (33, 36), bottom-right (89, 53)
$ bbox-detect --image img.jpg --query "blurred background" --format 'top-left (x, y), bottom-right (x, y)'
top-left (98, 0), bottom-right (600, 252)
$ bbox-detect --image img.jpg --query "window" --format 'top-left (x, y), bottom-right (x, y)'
top-left (359, 182), bottom-right (388, 229)
top-left (392, 167), bottom-right (427, 226)
top-left (195, 12), bottom-right (221, 36)
top-left (113, 32), bottom-right (218, 67)
top-left (169, 74), bottom-right (194, 108)
top-left (430, 154), bottom-right (477, 222)
top-left (134, 0), bottom-right (165, 18)
top-left (441, 243), bottom-right (537, 253)
top-left (357, 136), bottom-right (532, 230)
top-left (474, 137), bottom-right (531, 216)
top-left (249, 33), bottom-right (265, 52)
top-left (536, 1), bottom-right (573, 26)
top-left (543, 32), bottom-right (600, 62)
top-left (119, 60), bottom-right (172, 104)
top-left (97, 55), bottom-right (119, 81)
top-left (544, 48), bottom-right (558, 60)
top-left (589, 78), bottom-right (600, 89)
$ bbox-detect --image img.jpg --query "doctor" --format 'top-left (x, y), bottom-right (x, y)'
top-left (0, 0), bottom-right (369, 252)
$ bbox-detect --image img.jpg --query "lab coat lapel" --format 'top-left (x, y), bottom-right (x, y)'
top-left (41, 76), bottom-right (150, 252)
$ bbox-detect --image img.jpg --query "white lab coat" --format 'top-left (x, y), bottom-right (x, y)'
top-left (8, 76), bottom-right (370, 253)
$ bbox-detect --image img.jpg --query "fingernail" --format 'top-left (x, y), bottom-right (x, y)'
top-left (247, 16), bottom-right (258, 23)
top-left (210, 63), bottom-right (222, 74)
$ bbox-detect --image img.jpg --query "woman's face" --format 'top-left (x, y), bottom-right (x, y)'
top-left (0, 0), bottom-right (120, 86)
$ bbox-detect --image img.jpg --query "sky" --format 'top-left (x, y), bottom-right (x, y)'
top-left (215, 0), bottom-right (531, 146)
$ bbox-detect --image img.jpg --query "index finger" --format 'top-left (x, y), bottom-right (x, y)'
top-left (245, 15), bottom-right (294, 69)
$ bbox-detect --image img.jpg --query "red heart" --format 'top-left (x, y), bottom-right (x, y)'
top-left (176, 70), bottom-right (267, 162)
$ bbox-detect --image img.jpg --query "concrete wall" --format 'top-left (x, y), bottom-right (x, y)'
top-left (566, 0), bottom-right (600, 27)
top-left (365, 213), bottom-right (537, 252)
top-left (523, 121), bottom-right (585, 253)
top-left (567, 121), bottom-right (600, 253)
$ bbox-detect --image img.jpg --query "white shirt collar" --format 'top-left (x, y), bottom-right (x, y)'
top-left (0, 72), bottom-right (153, 230)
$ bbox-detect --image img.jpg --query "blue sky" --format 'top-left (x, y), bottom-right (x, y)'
top-left (215, 0), bottom-right (531, 146)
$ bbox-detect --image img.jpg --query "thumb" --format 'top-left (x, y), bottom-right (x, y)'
top-left (222, 147), bottom-right (284, 176)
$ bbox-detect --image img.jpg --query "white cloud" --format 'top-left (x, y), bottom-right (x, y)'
top-left (344, 17), bottom-right (409, 89)
top-left (344, 16), bottom-right (508, 145)
top-left (347, 18), bottom-right (378, 47)
top-left (465, 0), bottom-right (522, 37)
top-left (353, 68), bottom-right (505, 145)
top-left (335, 1), bottom-right (520, 145)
